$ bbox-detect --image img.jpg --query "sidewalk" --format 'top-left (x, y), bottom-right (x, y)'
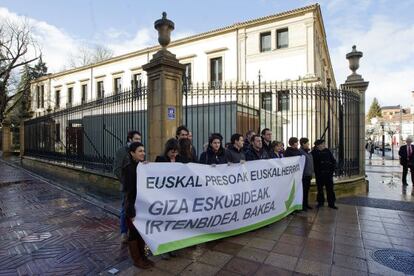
top-left (1, 156), bottom-right (414, 275)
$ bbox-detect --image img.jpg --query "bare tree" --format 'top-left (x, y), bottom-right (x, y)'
top-left (68, 44), bottom-right (113, 68)
top-left (0, 20), bottom-right (40, 125)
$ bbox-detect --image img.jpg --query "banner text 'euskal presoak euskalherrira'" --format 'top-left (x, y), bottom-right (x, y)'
top-left (133, 156), bottom-right (305, 255)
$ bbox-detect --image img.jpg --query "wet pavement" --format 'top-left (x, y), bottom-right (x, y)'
top-left (0, 159), bottom-right (128, 275)
top-left (1, 154), bottom-right (414, 276)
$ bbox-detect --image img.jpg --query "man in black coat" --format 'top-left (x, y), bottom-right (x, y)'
top-left (225, 133), bottom-right (246, 163)
top-left (261, 128), bottom-right (274, 158)
top-left (312, 139), bottom-right (337, 209)
top-left (398, 137), bottom-right (414, 194)
top-left (246, 135), bottom-right (269, 161)
top-left (284, 137), bottom-right (302, 157)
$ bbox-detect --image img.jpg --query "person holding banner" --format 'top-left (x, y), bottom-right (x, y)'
top-left (113, 130), bottom-right (141, 244)
top-left (155, 138), bottom-right (181, 163)
top-left (123, 142), bottom-right (154, 269)
top-left (178, 138), bottom-right (197, 163)
top-left (199, 133), bottom-right (227, 165)
top-left (246, 135), bottom-right (269, 160)
top-left (271, 141), bottom-right (284, 158)
top-left (284, 137), bottom-right (302, 157)
top-left (154, 138), bottom-right (180, 259)
top-left (176, 125), bottom-right (198, 162)
top-left (225, 133), bottom-right (246, 163)
top-left (299, 137), bottom-right (314, 211)
top-left (312, 139), bottom-right (338, 209)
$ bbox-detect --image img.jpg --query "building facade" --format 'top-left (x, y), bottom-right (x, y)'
top-left (30, 4), bottom-right (335, 116)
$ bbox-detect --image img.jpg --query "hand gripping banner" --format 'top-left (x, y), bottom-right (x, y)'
top-left (134, 156), bottom-right (305, 255)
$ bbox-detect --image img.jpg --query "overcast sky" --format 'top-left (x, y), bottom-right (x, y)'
top-left (1, 0), bottom-right (413, 110)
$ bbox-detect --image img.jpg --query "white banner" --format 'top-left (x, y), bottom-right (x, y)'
top-left (133, 156), bottom-right (305, 255)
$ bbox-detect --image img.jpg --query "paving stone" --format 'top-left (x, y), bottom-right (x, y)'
top-left (278, 234), bottom-right (306, 246)
top-left (246, 237), bottom-right (275, 251)
top-left (237, 246), bottom-right (269, 263)
top-left (255, 264), bottom-right (292, 276)
top-left (308, 230), bottom-right (334, 242)
top-left (334, 234), bottom-right (364, 248)
top-left (272, 241), bottom-right (303, 257)
top-left (294, 258), bottom-right (331, 276)
top-left (213, 241), bottom-right (244, 255)
top-left (154, 257), bottom-right (192, 274)
top-left (224, 257), bottom-right (260, 275)
top-left (180, 262), bottom-right (220, 276)
top-left (264, 252), bottom-right (298, 271)
top-left (363, 239), bottom-right (393, 250)
top-left (361, 232), bottom-right (390, 243)
top-left (333, 253), bottom-right (368, 272)
top-left (198, 250), bottom-right (232, 268)
top-left (333, 243), bottom-right (367, 259)
top-left (331, 265), bottom-right (368, 276)
top-left (215, 269), bottom-right (241, 276)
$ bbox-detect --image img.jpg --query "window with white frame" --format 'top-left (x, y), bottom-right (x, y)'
top-left (97, 81), bottom-right (104, 99)
top-left (40, 85), bottom-right (45, 108)
top-left (114, 77), bottom-right (122, 94)
top-left (67, 87), bottom-right (73, 106)
top-left (276, 28), bottom-right (288, 49)
top-left (81, 84), bottom-right (87, 103)
top-left (55, 90), bottom-right (60, 108)
top-left (260, 32), bottom-right (271, 52)
top-left (36, 86), bottom-right (40, 108)
top-left (132, 73), bottom-right (142, 89)
top-left (183, 63), bottom-right (192, 84)
top-left (210, 57), bottom-right (222, 87)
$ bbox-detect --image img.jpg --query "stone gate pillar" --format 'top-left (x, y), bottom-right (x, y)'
top-left (342, 46), bottom-right (369, 176)
top-left (143, 12), bottom-right (185, 161)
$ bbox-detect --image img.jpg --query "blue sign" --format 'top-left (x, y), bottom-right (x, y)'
top-left (167, 107), bottom-right (176, 120)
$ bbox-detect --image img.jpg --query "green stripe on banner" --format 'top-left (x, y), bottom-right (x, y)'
top-left (154, 204), bottom-right (302, 255)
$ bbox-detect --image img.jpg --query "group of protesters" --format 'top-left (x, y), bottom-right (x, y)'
top-left (113, 125), bottom-right (337, 269)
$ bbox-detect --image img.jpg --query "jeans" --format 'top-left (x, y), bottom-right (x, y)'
top-left (120, 193), bottom-right (127, 234)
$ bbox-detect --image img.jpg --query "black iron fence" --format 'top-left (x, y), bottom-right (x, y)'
top-left (24, 81), bottom-right (361, 176)
top-left (24, 85), bottom-right (148, 172)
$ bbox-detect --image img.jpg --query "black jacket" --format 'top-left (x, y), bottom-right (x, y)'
top-left (191, 146), bottom-right (198, 163)
top-left (312, 148), bottom-right (336, 177)
top-left (284, 147), bottom-right (302, 157)
top-left (155, 155), bottom-right (187, 163)
top-left (399, 144), bottom-right (414, 167)
top-left (225, 145), bottom-right (246, 163)
top-left (262, 138), bottom-right (273, 158)
top-left (246, 147), bottom-right (269, 161)
top-left (199, 147), bottom-right (227, 165)
top-left (123, 156), bottom-right (139, 218)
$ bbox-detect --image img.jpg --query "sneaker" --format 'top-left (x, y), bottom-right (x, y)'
top-left (121, 233), bottom-right (128, 244)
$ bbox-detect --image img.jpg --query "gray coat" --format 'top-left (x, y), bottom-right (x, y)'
top-left (225, 145), bottom-right (246, 163)
top-left (299, 148), bottom-right (314, 177)
top-left (113, 144), bottom-right (130, 191)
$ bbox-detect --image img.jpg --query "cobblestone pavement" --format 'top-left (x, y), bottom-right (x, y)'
top-left (0, 160), bottom-right (128, 275)
top-left (1, 158), bottom-right (414, 276)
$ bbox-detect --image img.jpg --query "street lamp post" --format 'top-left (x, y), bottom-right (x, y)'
top-left (380, 121), bottom-right (385, 157)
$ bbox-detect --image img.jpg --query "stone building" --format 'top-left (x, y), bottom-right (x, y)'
top-left (30, 4), bottom-right (335, 116)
